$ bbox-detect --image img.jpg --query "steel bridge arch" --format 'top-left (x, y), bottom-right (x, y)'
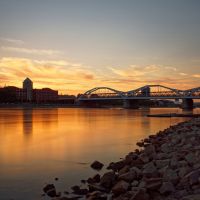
top-left (184, 87), bottom-right (200, 97)
top-left (78, 87), bottom-right (125, 99)
top-left (126, 85), bottom-right (184, 96)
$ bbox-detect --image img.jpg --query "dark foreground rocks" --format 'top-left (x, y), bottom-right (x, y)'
top-left (91, 161), bottom-right (104, 170)
top-left (44, 118), bottom-right (200, 200)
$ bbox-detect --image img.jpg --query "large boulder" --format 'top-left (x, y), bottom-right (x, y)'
top-left (144, 144), bottom-right (156, 155)
top-left (112, 180), bottom-right (129, 196)
top-left (130, 188), bottom-right (149, 200)
top-left (185, 153), bottom-right (197, 165)
top-left (163, 168), bottom-right (179, 184)
top-left (87, 174), bottom-right (101, 184)
top-left (159, 181), bottom-right (175, 195)
top-left (107, 161), bottom-right (125, 172)
top-left (143, 162), bottom-right (157, 177)
top-left (155, 159), bottom-right (170, 169)
top-left (100, 171), bottom-right (116, 189)
top-left (118, 171), bottom-right (136, 183)
top-left (145, 178), bottom-right (162, 191)
top-left (182, 194), bottom-right (200, 200)
top-left (161, 143), bottom-right (170, 153)
top-left (43, 184), bottom-right (57, 197)
top-left (91, 161), bottom-right (104, 170)
top-left (118, 165), bottom-right (130, 176)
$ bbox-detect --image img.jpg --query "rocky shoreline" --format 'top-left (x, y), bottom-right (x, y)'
top-left (43, 118), bottom-right (200, 200)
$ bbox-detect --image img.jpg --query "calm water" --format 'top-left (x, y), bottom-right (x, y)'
top-left (0, 107), bottom-right (198, 200)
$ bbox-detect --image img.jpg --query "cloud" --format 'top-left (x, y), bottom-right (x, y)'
top-left (107, 65), bottom-right (199, 90)
top-left (179, 73), bottom-right (187, 76)
top-left (193, 74), bottom-right (200, 78)
top-left (0, 57), bottom-right (96, 94)
top-left (164, 66), bottom-right (177, 71)
top-left (0, 57), bottom-right (199, 94)
top-left (0, 37), bottom-right (24, 45)
top-left (1, 46), bottom-right (62, 56)
top-left (110, 65), bottom-right (160, 78)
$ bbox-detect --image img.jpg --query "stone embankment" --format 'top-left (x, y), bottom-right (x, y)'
top-left (43, 118), bottom-right (200, 200)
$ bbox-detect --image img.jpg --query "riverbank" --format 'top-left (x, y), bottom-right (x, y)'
top-left (0, 103), bottom-right (78, 108)
top-left (43, 117), bottom-right (200, 200)
top-left (147, 113), bottom-right (200, 118)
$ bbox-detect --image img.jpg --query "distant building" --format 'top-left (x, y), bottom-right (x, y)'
top-left (0, 86), bottom-right (24, 102)
top-left (0, 78), bottom-right (58, 103)
top-left (23, 78), bottom-right (33, 102)
top-left (33, 88), bottom-right (58, 103)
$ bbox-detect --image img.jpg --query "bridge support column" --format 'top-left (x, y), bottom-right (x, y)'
top-left (182, 99), bottom-right (193, 110)
top-left (76, 100), bottom-right (87, 107)
top-left (123, 99), bottom-right (139, 109)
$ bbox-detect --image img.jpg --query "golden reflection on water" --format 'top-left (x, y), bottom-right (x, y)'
top-left (0, 107), bottom-right (196, 200)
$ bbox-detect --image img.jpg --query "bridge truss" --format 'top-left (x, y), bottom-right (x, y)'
top-left (78, 85), bottom-right (200, 100)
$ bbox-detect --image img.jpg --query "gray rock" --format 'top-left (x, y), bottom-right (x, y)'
top-left (118, 165), bottom-right (130, 176)
top-left (130, 188), bottom-right (149, 200)
top-left (131, 180), bottom-right (139, 187)
top-left (107, 161), bottom-right (125, 171)
top-left (119, 171), bottom-right (136, 183)
top-left (185, 153), bottom-right (196, 165)
top-left (143, 162), bottom-right (157, 177)
top-left (144, 144), bottom-right (156, 155)
top-left (163, 168), bottom-right (179, 184)
top-left (155, 159), bottom-right (170, 169)
top-left (100, 171), bottom-right (116, 189)
top-left (139, 153), bottom-right (149, 163)
top-left (161, 143), bottom-right (170, 153)
top-left (112, 180), bottom-right (129, 196)
top-left (178, 167), bottom-right (190, 178)
top-left (145, 178), bottom-right (162, 191)
top-left (91, 160), bottom-right (104, 170)
top-left (43, 184), bottom-right (57, 197)
top-left (156, 153), bottom-right (169, 160)
top-left (182, 194), bottom-right (200, 200)
top-left (159, 181), bottom-right (175, 194)
top-left (130, 167), bottom-right (142, 178)
top-left (174, 189), bottom-right (188, 199)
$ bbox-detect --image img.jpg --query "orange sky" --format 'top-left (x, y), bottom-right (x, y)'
top-left (0, 56), bottom-right (199, 95)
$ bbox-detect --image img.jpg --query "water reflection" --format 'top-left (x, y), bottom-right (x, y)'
top-left (23, 109), bottom-right (33, 137)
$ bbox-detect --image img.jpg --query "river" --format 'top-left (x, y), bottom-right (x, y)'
top-left (0, 107), bottom-right (198, 200)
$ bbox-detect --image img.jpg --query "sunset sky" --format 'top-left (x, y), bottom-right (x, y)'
top-left (0, 0), bottom-right (200, 94)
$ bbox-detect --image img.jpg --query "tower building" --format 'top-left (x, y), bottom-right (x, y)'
top-left (23, 77), bottom-right (33, 101)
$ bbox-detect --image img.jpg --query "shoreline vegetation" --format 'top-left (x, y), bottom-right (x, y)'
top-left (43, 118), bottom-right (200, 200)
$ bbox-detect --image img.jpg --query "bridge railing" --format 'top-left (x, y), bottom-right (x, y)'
top-left (78, 85), bottom-right (200, 100)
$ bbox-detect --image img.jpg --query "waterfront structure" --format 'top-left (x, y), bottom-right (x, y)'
top-left (0, 78), bottom-right (58, 103)
top-left (0, 86), bottom-right (24, 102)
top-left (78, 85), bottom-right (200, 109)
top-left (33, 88), bottom-right (58, 103)
top-left (23, 78), bottom-right (33, 102)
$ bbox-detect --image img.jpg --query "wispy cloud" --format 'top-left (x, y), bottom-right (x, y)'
top-left (0, 37), bottom-right (24, 45)
top-left (110, 65), bottom-right (160, 78)
top-left (179, 73), bottom-right (187, 76)
top-left (193, 74), bottom-right (200, 78)
top-left (1, 46), bottom-right (62, 56)
top-left (164, 66), bottom-right (177, 71)
top-left (0, 57), bottom-right (95, 93)
top-left (0, 57), bottom-right (199, 93)
top-left (108, 65), bottom-right (198, 90)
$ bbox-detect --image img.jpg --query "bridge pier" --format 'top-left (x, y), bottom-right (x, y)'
top-left (123, 99), bottom-right (139, 109)
top-left (182, 99), bottom-right (193, 110)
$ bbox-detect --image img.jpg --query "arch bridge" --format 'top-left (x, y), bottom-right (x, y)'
top-left (79, 85), bottom-right (200, 99)
top-left (78, 85), bottom-right (200, 109)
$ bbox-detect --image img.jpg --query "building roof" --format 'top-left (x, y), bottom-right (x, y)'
top-left (23, 77), bottom-right (32, 83)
